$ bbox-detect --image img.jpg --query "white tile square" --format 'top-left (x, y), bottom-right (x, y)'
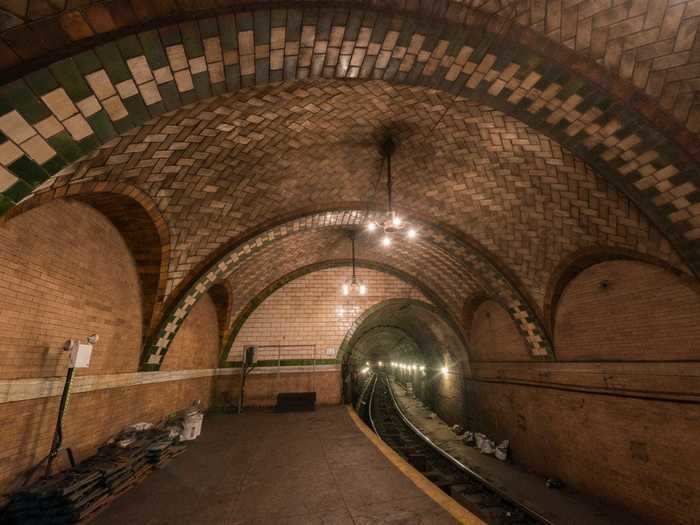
top-left (0, 111), bottom-right (36, 143)
top-left (139, 81), bottom-right (162, 105)
top-left (189, 56), bottom-right (207, 75)
top-left (63, 114), bottom-right (93, 141)
top-left (174, 69), bottom-right (194, 92)
top-left (35, 116), bottom-right (64, 139)
top-left (102, 95), bottom-right (128, 121)
top-left (0, 140), bottom-right (24, 165)
top-left (77, 95), bottom-right (101, 117)
top-left (0, 165), bottom-right (17, 192)
top-left (41, 88), bottom-right (78, 121)
top-left (153, 66), bottom-right (174, 85)
top-left (85, 70), bottom-right (117, 100)
top-left (116, 79), bottom-right (139, 99)
top-left (166, 44), bottom-right (188, 71)
top-left (127, 55), bottom-right (153, 85)
top-left (20, 135), bottom-right (55, 164)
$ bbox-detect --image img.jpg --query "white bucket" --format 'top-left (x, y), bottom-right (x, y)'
top-left (181, 413), bottom-right (203, 441)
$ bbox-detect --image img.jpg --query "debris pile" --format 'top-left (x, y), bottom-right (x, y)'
top-left (3, 427), bottom-right (187, 524)
top-left (452, 427), bottom-right (510, 461)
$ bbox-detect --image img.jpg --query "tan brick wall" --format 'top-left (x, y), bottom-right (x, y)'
top-left (465, 380), bottom-right (700, 525)
top-left (0, 199), bottom-right (225, 495)
top-left (0, 376), bottom-right (215, 495)
top-left (161, 293), bottom-right (220, 370)
top-left (469, 300), bottom-right (531, 362)
top-left (0, 199), bottom-right (142, 379)
top-left (230, 267), bottom-right (427, 362)
top-left (554, 260), bottom-right (700, 360)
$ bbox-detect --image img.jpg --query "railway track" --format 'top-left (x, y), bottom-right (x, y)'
top-left (364, 373), bottom-right (551, 525)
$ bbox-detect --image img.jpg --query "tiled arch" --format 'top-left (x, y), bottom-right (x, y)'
top-left (0, 5), bottom-right (699, 273)
top-left (219, 258), bottom-right (461, 367)
top-left (141, 209), bottom-right (553, 371)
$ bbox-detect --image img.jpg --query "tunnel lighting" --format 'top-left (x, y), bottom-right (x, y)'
top-left (382, 235), bottom-right (392, 247)
top-left (378, 361), bottom-right (383, 367)
top-left (392, 215), bottom-right (402, 227)
top-left (407, 228), bottom-right (417, 239)
top-left (361, 367), bottom-right (369, 374)
top-left (441, 366), bottom-right (448, 375)
top-left (341, 284), bottom-right (349, 295)
top-left (359, 284), bottom-right (367, 295)
top-left (367, 222), bottom-right (377, 232)
top-left (366, 361), bottom-right (370, 366)
top-left (419, 365), bottom-right (426, 371)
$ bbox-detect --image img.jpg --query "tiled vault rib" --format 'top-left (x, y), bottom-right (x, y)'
top-left (0, 6), bottom-right (698, 272)
top-left (1, 1), bottom-right (700, 137)
top-left (143, 210), bottom-right (552, 371)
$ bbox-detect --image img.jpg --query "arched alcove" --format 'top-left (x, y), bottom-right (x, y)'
top-left (554, 259), bottom-right (700, 361)
top-left (0, 198), bottom-right (143, 378)
top-left (469, 299), bottom-right (530, 362)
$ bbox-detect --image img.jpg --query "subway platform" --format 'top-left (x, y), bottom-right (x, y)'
top-left (93, 406), bottom-right (463, 525)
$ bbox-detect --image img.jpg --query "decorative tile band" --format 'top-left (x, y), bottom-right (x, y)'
top-left (0, 363), bottom-right (340, 404)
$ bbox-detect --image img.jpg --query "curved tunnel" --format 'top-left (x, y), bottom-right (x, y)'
top-left (342, 299), bottom-right (468, 425)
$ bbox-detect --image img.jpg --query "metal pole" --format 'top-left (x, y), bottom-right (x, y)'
top-left (46, 366), bottom-right (77, 476)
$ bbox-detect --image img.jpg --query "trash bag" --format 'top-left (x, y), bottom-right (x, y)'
top-left (495, 440), bottom-right (509, 461)
top-left (452, 424), bottom-right (464, 435)
top-left (474, 432), bottom-right (487, 449)
top-left (463, 431), bottom-right (476, 446)
top-left (479, 439), bottom-right (496, 455)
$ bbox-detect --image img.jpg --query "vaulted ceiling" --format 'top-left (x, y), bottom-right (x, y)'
top-left (1, 0), bottom-right (698, 370)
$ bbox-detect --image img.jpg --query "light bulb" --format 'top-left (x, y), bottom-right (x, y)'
top-left (420, 365), bottom-right (425, 371)
top-left (407, 228), bottom-right (417, 239)
top-left (378, 361), bottom-right (383, 366)
top-left (359, 284), bottom-right (367, 295)
top-left (367, 222), bottom-right (376, 232)
top-left (342, 284), bottom-right (349, 295)
top-left (392, 215), bottom-right (402, 227)
top-left (441, 366), bottom-right (448, 375)
top-left (382, 235), bottom-right (391, 247)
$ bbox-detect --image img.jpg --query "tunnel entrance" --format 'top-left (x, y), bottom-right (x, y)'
top-left (340, 299), bottom-right (468, 426)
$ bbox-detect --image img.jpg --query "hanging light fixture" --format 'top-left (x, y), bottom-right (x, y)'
top-left (366, 137), bottom-right (418, 244)
top-left (341, 231), bottom-right (367, 296)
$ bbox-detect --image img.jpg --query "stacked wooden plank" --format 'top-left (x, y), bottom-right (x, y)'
top-left (3, 429), bottom-right (186, 524)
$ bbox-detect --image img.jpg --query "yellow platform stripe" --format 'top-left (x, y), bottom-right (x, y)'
top-left (347, 405), bottom-right (485, 525)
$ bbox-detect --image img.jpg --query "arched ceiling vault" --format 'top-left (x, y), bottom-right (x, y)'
top-left (9, 82), bottom-right (690, 299)
top-left (140, 210), bottom-right (553, 370)
top-left (0, 1), bottom-right (697, 373)
top-left (0, 3), bottom-right (697, 275)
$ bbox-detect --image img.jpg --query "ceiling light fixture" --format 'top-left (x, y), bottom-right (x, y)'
top-left (366, 138), bottom-right (418, 244)
top-left (342, 231), bottom-right (367, 296)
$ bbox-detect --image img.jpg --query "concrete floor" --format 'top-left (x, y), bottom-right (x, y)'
top-left (94, 406), bottom-right (458, 525)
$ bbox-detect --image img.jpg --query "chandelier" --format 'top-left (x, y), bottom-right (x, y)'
top-left (366, 137), bottom-right (417, 246)
top-left (341, 231), bottom-right (367, 296)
